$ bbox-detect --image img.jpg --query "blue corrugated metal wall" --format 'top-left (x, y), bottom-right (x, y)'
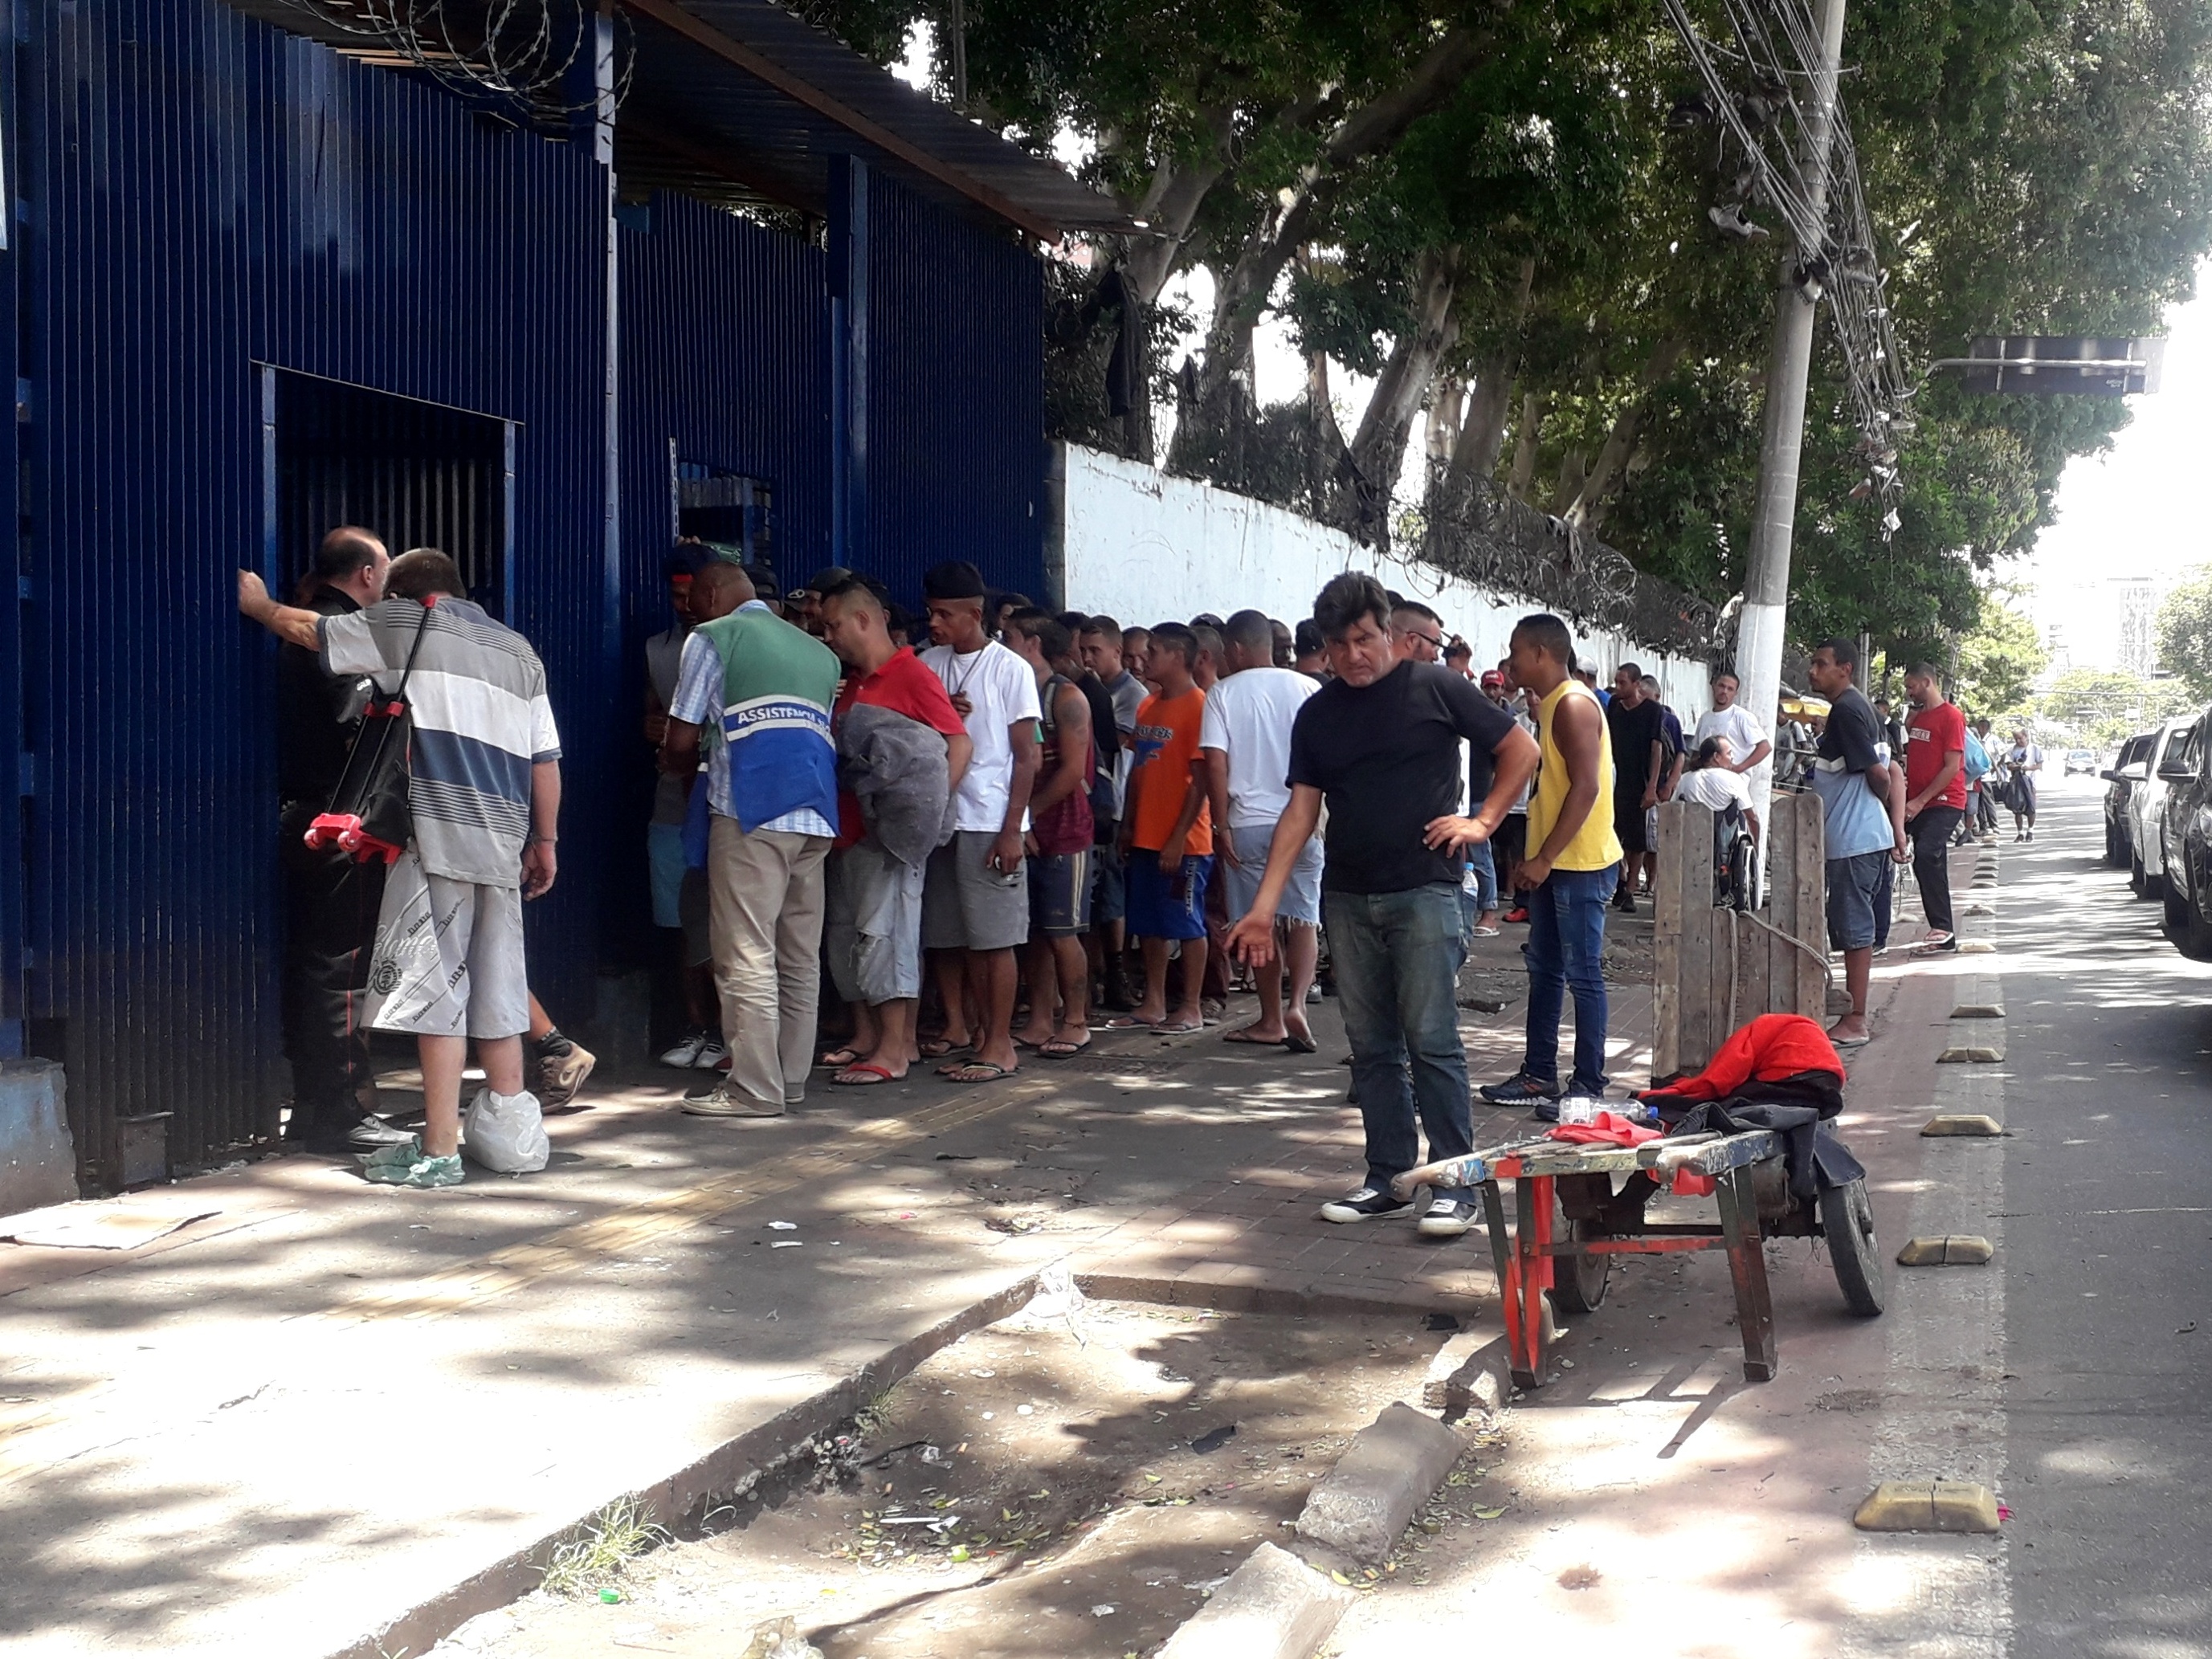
top-left (861, 171), bottom-right (1046, 605)
top-left (618, 192), bottom-right (831, 629)
top-left (16, 0), bottom-right (612, 1181)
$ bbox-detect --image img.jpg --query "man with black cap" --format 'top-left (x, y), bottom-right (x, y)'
top-left (274, 525), bottom-right (416, 1152)
top-left (920, 560), bottom-right (1041, 1082)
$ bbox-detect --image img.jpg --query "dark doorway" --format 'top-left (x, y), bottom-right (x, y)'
top-left (675, 459), bottom-right (773, 583)
top-left (269, 370), bottom-right (512, 614)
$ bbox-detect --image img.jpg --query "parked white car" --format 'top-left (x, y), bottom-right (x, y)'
top-left (2128, 716), bottom-right (2198, 899)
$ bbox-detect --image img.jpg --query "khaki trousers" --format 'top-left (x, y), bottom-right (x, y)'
top-left (707, 817), bottom-right (831, 1108)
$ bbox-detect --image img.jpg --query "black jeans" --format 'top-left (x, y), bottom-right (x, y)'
top-left (1910, 806), bottom-right (1964, 935)
top-left (280, 804), bottom-right (388, 1131)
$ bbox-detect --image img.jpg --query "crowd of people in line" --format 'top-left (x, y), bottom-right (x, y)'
top-left (235, 525), bottom-right (1986, 1217)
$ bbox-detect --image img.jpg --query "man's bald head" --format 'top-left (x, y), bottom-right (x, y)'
top-left (691, 560), bottom-right (754, 622)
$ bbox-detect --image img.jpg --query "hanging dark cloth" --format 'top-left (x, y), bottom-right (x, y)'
top-left (1651, 1072), bottom-right (1866, 1200)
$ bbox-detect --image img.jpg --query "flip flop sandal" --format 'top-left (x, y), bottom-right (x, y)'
top-left (814, 1046), bottom-right (863, 1070)
top-left (1153, 1020), bottom-right (1205, 1036)
top-left (941, 1061), bottom-right (1017, 1083)
top-left (1831, 1033), bottom-right (1872, 1049)
top-left (1040, 1038), bottom-right (1090, 1058)
top-left (1471, 925), bottom-right (1503, 938)
top-left (918, 1037), bottom-right (968, 1060)
top-left (831, 1062), bottom-right (900, 1086)
top-left (1283, 1030), bottom-right (1319, 1054)
top-left (1101, 1016), bottom-right (1157, 1031)
top-left (1221, 1027), bottom-right (1284, 1045)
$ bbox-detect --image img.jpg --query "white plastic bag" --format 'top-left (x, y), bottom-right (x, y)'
top-left (462, 1087), bottom-right (549, 1173)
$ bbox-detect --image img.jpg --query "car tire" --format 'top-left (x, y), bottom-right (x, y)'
top-left (2169, 886), bottom-right (2212, 960)
top-left (2106, 821), bottom-right (2124, 866)
top-left (2132, 856), bottom-right (2150, 898)
top-left (2144, 848), bottom-right (2168, 902)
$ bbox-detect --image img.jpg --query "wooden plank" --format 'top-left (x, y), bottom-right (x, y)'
top-left (1794, 793), bottom-right (1827, 1017)
top-left (1712, 907), bottom-right (1738, 1043)
top-left (1651, 801), bottom-right (1684, 1078)
top-left (1678, 804), bottom-right (1714, 1070)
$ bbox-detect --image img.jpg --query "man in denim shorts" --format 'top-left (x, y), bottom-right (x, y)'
top-left (1806, 638), bottom-right (1908, 1048)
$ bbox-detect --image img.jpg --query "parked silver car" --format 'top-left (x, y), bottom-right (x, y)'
top-left (2128, 717), bottom-right (2198, 899)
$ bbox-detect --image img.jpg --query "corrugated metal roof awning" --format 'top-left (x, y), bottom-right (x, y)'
top-left (215, 0), bottom-right (1133, 238)
top-left (617, 0), bottom-right (1133, 239)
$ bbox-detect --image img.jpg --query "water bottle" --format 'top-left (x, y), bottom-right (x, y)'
top-left (1615, 1099), bottom-right (1660, 1125)
top-left (1557, 1095), bottom-right (1601, 1126)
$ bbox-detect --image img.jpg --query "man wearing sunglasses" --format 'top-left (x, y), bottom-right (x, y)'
top-left (1391, 601), bottom-right (1447, 665)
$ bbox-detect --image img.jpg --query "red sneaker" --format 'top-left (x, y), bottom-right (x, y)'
top-left (1504, 907), bottom-right (1530, 924)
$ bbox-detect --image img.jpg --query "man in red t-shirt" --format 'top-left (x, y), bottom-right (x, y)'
top-left (819, 577), bottom-right (972, 1082)
top-left (1902, 662), bottom-right (1967, 954)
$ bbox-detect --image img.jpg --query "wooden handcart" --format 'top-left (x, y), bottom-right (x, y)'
top-left (1397, 1128), bottom-right (1884, 1388)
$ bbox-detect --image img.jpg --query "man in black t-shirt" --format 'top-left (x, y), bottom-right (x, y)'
top-left (1227, 573), bottom-right (1538, 1241)
top-left (1606, 664), bottom-right (1667, 912)
top-left (273, 527), bottom-right (417, 1155)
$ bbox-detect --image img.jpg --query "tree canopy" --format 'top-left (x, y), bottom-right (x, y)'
top-left (2157, 569), bottom-right (2212, 698)
top-left (803, 0), bottom-right (2212, 658)
top-left (1951, 589), bottom-right (2047, 722)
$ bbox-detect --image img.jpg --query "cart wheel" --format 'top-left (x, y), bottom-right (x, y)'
top-left (1822, 1179), bottom-right (1886, 1318)
top-left (1550, 1214), bottom-right (1612, 1314)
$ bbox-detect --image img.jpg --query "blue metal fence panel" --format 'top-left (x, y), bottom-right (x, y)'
top-left (862, 171), bottom-right (1045, 607)
top-left (18, 0), bottom-right (610, 1182)
top-left (618, 191), bottom-right (831, 625)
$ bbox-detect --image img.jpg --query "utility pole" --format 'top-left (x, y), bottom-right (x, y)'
top-left (1735, 0), bottom-right (1850, 839)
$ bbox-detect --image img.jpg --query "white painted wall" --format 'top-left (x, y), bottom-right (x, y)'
top-left (1057, 444), bottom-right (1713, 721)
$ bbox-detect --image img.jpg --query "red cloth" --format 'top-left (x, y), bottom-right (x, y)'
top-left (833, 651), bottom-right (967, 846)
top-left (1651, 1013), bottom-right (1843, 1103)
top-left (1546, 1111), bottom-right (1662, 1147)
top-left (1905, 699), bottom-right (1968, 811)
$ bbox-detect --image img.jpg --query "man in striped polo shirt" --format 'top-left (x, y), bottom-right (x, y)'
top-left (661, 561), bottom-right (843, 1119)
top-left (237, 548), bottom-right (563, 1188)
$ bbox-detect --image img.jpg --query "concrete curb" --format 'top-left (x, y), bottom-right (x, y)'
top-left (1074, 1270), bottom-right (1484, 1322)
top-left (336, 1270), bottom-right (1046, 1659)
top-left (1152, 1541), bottom-right (1356, 1659)
top-left (1420, 1323), bottom-right (1512, 1413)
top-left (1294, 1401), bottom-right (1467, 1564)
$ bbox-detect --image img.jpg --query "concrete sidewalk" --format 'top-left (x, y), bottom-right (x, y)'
top-left (0, 878), bottom-right (1987, 1659)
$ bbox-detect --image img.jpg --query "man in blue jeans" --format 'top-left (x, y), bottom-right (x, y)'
top-left (1227, 574), bottom-right (1537, 1239)
top-left (1481, 616), bottom-right (1624, 1115)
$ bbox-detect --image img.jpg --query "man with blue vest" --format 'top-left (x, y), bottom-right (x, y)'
top-left (662, 561), bottom-right (844, 1119)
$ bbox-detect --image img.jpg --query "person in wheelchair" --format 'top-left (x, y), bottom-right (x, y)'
top-left (1674, 736), bottom-right (1760, 907)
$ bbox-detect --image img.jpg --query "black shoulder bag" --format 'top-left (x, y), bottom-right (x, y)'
top-left (304, 599), bottom-right (435, 866)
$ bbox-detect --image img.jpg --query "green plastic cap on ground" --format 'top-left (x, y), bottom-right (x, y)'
top-left (1854, 1480), bottom-right (2002, 1533)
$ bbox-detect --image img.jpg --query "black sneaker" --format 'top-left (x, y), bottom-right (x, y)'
top-left (1417, 1196), bottom-right (1478, 1238)
top-left (1318, 1185), bottom-right (1415, 1224)
top-left (1479, 1071), bottom-right (1561, 1107)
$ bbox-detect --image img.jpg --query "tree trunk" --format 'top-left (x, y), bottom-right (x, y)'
top-left (1336, 246), bottom-right (1462, 545)
top-left (1507, 390), bottom-right (1545, 502)
top-left (1304, 349), bottom-right (1347, 515)
top-left (1172, 22), bottom-right (1495, 480)
top-left (1446, 257), bottom-right (1537, 489)
top-left (1561, 338), bottom-right (1687, 529)
top-left (1427, 374), bottom-right (1464, 467)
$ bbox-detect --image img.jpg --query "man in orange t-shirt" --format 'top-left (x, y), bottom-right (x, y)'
top-left (1113, 623), bottom-right (1214, 1034)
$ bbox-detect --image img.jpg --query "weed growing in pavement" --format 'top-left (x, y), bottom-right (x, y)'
top-left (540, 1497), bottom-right (671, 1598)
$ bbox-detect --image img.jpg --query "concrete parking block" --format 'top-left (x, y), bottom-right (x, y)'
top-left (1948, 1003), bottom-right (2006, 1019)
top-left (1419, 1324), bottom-right (1509, 1413)
top-left (1920, 1114), bottom-right (2004, 1136)
top-left (1937, 1043), bottom-right (2004, 1063)
top-left (1957, 940), bottom-right (1998, 954)
top-left (1295, 1402), bottom-right (1465, 1564)
top-left (1853, 1480), bottom-right (2002, 1533)
top-left (1896, 1234), bottom-right (1994, 1266)
top-left (1153, 1542), bottom-right (1353, 1659)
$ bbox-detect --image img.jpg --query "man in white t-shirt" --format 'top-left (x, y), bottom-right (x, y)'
top-left (1201, 610), bottom-right (1324, 1050)
top-left (918, 561), bottom-right (1042, 1083)
top-left (1692, 671), bottom-right (1772, 775)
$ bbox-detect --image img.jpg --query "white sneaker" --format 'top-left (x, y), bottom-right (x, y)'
top-left (659, 1029), bottom-right (710, 1068)
top-left (693, 1037), bottom-right (730, 1070)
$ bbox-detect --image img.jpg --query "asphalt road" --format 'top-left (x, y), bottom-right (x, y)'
top-left (2000, 780), bottom-right (2212, 1656)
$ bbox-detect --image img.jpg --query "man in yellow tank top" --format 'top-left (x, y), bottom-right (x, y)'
top-left (1479, 614), bottom-right (1624, 1114)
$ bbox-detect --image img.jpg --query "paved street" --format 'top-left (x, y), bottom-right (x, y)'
top-left (1998, 783), bottom-right (2212, 1656)
top-left (4, 786), bottom-right (2206, 1658)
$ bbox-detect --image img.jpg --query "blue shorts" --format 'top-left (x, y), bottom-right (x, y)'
top-left (1826, 850), bottom-right (1889, 952)
top-left (1092, 835), bottom-right (1127, 925)
top-left (1028, 849), bottom-right (1094, 938)
top-left (1126, 852), bottom-right (1213, 942)
top-left (1220, 822), bottom-right (1322, 927)
top-left (647, 822), bottom-right (688, 930)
